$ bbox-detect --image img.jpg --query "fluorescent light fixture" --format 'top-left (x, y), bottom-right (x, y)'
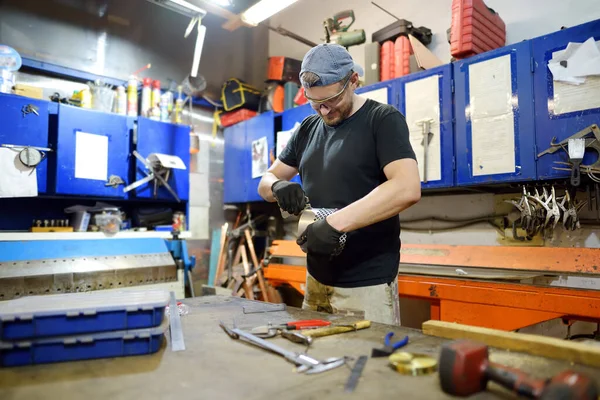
top-left (169, 0), bottom-right (206, 13)
top-left (241, 0), bottom-right (298, 26)
top-left (146, 0), bottom-right (206, 18)
top-left (207, 0), bottom-right (232, 6)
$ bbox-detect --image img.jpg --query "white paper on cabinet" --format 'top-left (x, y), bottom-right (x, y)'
top-left (405, 75), bottom-right (441, 182)
top-left (550, 40), bottom-right (600, 115)
top-left (0, 148), bottom-right (38, 198)
top-left (75, 131), bottom-right (109, 181)
top-left (469, 55), bottom-right (516, 176)
top-left (359, 87), bottom-right (389, 104)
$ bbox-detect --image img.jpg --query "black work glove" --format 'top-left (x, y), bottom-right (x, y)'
top-left (297, 219), bottom-right (342, 256)
top-left (271, 180), bottom-right (307, 215)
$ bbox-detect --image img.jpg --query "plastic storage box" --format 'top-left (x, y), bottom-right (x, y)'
top-left (0, 318), bottom-right (168, 367)
top-left (0, 290), bottom-right (170, 340)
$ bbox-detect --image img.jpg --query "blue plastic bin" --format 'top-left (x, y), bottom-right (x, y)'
top-left (0, 290), bottom-right (170, 341)
top-left (0, 318), bottom-right (168, 367)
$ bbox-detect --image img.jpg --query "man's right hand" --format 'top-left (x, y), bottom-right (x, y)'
top-left (271, 180), bottom-right (307, 215)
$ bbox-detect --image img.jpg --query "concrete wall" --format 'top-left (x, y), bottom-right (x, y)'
top-left (0, 0), bottom-right (269, 98)
top-left (269, 0), bottom-right (600, 69)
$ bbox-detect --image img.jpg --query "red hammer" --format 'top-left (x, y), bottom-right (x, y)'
top-left (439, 340), bottom-right (598, 399)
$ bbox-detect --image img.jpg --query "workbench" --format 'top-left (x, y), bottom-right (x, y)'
top-left (1, 296), bottom-right (599, 400)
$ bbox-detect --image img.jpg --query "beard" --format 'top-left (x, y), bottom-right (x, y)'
top-left (318, 99), bottom-right (354, 126)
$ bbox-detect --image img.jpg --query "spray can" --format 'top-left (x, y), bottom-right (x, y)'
top-left (115, 86), bottom-right (127, 115)
top-left (173, 85), bottom-right (183, 124)
top-left (127, 75), bottom-right (138, 117)
top-left (151, 80), bottom-right (161, 120)
top-left (160, 93), bottom-right (170, 122)
top-left (140, 77), bottom-right (152, 117)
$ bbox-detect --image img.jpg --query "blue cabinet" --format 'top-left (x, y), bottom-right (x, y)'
top-left (134, 118), bottom-right (190, 201)
top-left (356, 79), bottom-right (399, 108)
top-left (454, 41), bottom-right (536, 185)
top-left (398, 65), bottom-right (454, 189)
top-left (223, 112), bottom-right (275, 203)
top-left (223, 122), bottom-right (247, 203)
top-left (0, 93), bottom-right (52, 193)
top-left (54, 104), bottom-right (131, 197)
top-left (533, 19), bottom-right (600, 180)
top-left (281, 104), bottom-right (315, 185)
top-left (245, 112), bottom-right (275, 202)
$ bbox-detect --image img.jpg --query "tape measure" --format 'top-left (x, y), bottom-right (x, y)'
top-left (388, 352), bottom-right (437, 376)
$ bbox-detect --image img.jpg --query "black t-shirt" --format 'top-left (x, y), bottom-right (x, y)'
top-left (278, 99), bottom-right (416, 288)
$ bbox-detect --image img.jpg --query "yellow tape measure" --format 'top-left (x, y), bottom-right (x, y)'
top-left (388, 352), bottom-right (438, 376)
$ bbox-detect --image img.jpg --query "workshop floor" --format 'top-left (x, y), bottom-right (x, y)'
top-left (0, 296), bottom-right (599, 400)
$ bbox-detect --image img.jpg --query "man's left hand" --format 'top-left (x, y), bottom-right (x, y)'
top-left (296, 219), bottom-right (342, 255)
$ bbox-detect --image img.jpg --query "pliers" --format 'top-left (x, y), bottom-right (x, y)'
top-left (371, 332), bottom-right (409, 357)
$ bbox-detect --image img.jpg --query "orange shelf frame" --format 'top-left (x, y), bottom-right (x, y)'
top-left (264, 241), bottom-right (600, 331)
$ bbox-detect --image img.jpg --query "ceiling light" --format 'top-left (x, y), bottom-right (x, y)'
top-left (241, 0), bottom-right (298, 26)
top-left (207, 0), bottom-right (232, 6)
top-left (146, 0), bottom-right (206, 18)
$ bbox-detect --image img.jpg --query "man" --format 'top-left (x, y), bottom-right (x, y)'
top-left (258, 44), bottom-right (421, 325)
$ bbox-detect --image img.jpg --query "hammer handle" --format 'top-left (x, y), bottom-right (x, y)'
top-left (487, 363), bottom-right (545, 399)
top-left (302, 320), bottom-right (371, 338)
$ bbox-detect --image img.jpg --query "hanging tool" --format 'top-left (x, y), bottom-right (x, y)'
top-left (568, 138), bottom-right (586, 186)
top-left (123, 151), bottom-right (182, 202)
top-left (439, 340), bottom-right (598, 399)
top-left (219, 321), bottom-right (346, 374)
top-left (537, 124), bottom-right (600, 158)
top-left (371, 332), bottom-right (409, 357)
top-left (21, 104), bottom-right (39, 117)
top-left (1, 144), bottom-right (53, 168)
top-left (168, 292), bottom-right (185, 352)
top-left (416, 119), bottom-right (434, 183)
top-left (105, 175), bottom-right (125, 188)
top-left (323, 10), bottom-right (366, 49)
top-left (344, 355), bottom-right (368, 393)
top-left (302, 320), bottom-right (371, 338)
top-left (268, 25), bottom-right (319, 48)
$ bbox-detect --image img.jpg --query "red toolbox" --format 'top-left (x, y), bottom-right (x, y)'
top-left (220, 108), bottom-right (257, 127)
top-left (450, 0), bottom-right (506, 59)
top-left (380, 40), bottom-right (395, 82)
top-left (394, 36), bottom-right (412, 78)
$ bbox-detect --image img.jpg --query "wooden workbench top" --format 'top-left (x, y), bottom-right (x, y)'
top-left (1, 296), bottom-right (599, 400)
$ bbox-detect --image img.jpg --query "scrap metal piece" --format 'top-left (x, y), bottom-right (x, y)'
top-left (345, 355), bottom-right (368, 393)
top-left (389, 352), bottom-right (438, 376)
top-left (168, 292), bottom-right (185, 352)
top-left (242, 303), bottom-right (286, 314)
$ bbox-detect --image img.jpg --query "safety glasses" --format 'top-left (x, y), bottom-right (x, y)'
top-left (304, 75), bottom-right (351, 107)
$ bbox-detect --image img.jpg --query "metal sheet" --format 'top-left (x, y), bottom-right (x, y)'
top-left (0, 252), bottom-right (175, 279)
top-left (0, 265), bottom-right (177, 300)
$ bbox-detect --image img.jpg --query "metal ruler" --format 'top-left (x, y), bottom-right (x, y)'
top-left (169, 291), bottom-right (185, 351)
top-left (344, 355), bottom-right (368, 393)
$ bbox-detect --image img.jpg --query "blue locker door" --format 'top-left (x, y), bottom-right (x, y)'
top-left (454, 41), bottom-right (536, 185)
top-left (245, 111), bottom-right (275, 202)
top-left (0, 93), bottom-right (51, 193)
top-left (533, 19), bottom-right (600, 180)
top-left (223, 122), bottom-right (247, 203)
top-left (281, 104), bottom-right (316, 185)
top-left (398, 65), bottom-right (454, 189)
top-left (135, 118), bottom-right (190, 201)
top-left (242, 111), bottom-right (275, 201)
top-left (356, 80), bottom-right (399, 108)
top-left (55, 105), bottom-right (131, 197)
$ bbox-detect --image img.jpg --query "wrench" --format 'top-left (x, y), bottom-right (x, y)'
top-left (219, 321), bottom-right (345, 374)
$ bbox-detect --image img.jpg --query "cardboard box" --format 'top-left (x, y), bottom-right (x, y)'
top-left (14, 84), bottom-right (43, 100)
